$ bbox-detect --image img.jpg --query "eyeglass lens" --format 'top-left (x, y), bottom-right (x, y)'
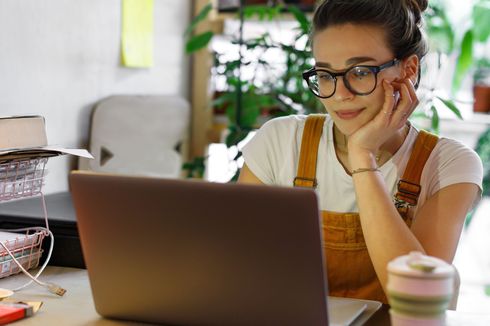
top-left (308, 66), bottom-right (377, 97)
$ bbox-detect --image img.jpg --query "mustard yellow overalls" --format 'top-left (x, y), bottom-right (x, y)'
top-left (293, 114), bottom-right (438, 303)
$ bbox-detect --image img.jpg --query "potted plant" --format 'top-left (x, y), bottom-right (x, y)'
top-left (473, 58), bottom-right (490, 113)
top-left (451, 0), bottom-right (490, 96)
top-left (184, 2), bottom-right (321, 180)
top-left (415, 1), bottom-right (463, 133)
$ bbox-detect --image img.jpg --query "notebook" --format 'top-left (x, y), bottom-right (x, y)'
top-left (69, 171), bottom-right (380, 326)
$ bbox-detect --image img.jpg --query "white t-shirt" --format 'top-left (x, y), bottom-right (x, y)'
top-left (242, 115), bottom-right (483, 218)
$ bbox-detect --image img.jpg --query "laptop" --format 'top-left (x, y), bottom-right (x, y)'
top-left (69, 171), bottom-right (379, 326)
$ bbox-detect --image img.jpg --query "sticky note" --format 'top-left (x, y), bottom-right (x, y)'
top-left (121, 0), bottom-right (154, 68)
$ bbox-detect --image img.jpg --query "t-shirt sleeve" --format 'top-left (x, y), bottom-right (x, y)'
top-left (426, 138), bottom-right (483, 208)
top-left (241, 116), bottom-right (298, 184)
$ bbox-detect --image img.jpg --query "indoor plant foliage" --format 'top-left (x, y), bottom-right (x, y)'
top-left (450, 0), bottom-right (490, 94)
top-left (412, 0), bottom-right (464, 134)
top-left (185, 3), bottom-right (322, 180)
top-left (420, 0), bottom-right (490, 124)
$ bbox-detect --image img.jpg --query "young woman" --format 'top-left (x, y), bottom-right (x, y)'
top-left (238, 0), bottom-right (483, 302)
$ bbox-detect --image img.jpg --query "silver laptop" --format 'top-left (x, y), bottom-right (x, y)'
top-left (69, 171), bottom-right (378, 326)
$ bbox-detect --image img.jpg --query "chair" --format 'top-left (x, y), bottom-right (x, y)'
top-left (79, 95), bottom-right (190, 178)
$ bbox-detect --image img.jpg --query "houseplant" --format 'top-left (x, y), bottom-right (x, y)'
top-left (184, 2), bottom-right (321, 180)
top-left (451, 0), bottom-right (490, 95)
top-left (473, 58), bottom-right (490, 112)
top-left (413, 0), bottom-right (464, 134)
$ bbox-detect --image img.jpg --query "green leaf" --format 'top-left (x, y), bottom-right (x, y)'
top-left (286, 6), bottom-right (310, 35)
top-left (270, 5), bottom-right (283, 19)
top-left (233, 151), bottom-right (243, 161)
top-left (225, 128), bottom-right (250, 147)
top-left (475, 127), bottom-right (490, 198)
top-left (435, 96), bottom-right (463, 119)
top-left (224, 91), bottom-right (263, 129)
top-left (425, 4), bottom-right (455, 53)
top-left (254, 94), bottom-right (276, 107)
top-left (476, 128), bottom-right (490, 169)
top-left (223, 59), bottom-right (242, 72)
top-left (485, 284), bottom-right (490, 297)
top-left (184, 3), bottom-right (212, 37)
top-left (244, 5), bottom-right (265, 20)
top-left (182, 156), bottom-right (207, 179)
top-left (427, 25), bottom-right (455, 53)
top-left (185, 31), bottom-right (214, 54)
top-left (452, 30), bottom-right (474, 93)
top-left (212, 92), bottom-right (235, 109)
top-left (240, 95), bottom-right (261, 128)
top-left (430, 105), bottom-right (440, 134)
top-left (473, 2), bottom-right (490, 43)
top-left (243, 5), bottom-right (283, 21)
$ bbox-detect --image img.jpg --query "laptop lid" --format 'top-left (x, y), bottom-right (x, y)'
top-left (69, 171), bottom-right (329, 326)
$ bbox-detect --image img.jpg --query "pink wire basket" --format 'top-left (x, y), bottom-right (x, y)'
top-left (0, 157), bottom-right (48, 278)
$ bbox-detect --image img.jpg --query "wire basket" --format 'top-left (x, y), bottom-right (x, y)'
top-left (0, 230), bottom-right (45, 279)
top-left (0, 157), bottom-right (48, 279)
top-left (0, 158), bottom-right (48, 201)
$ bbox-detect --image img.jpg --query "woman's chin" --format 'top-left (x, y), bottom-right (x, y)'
top-left (330, 110), bottom-right (379, 137)
top-left (331, 119), bottom-right (363, 137)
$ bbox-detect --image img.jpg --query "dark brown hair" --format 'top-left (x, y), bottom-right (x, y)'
top-left (311, 0), bottom-right (429, 61)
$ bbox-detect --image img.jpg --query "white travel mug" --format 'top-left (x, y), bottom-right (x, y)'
top-left (387, 251), bottom-right (455, 326)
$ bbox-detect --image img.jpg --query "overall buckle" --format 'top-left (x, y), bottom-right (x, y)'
top-left (293, 176), bottom-right (317, 188)
top-left (395, 179), bottom-right (421, 206)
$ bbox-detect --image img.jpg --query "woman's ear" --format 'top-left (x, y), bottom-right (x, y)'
top-left (402, 54), bottom-right (419, 84)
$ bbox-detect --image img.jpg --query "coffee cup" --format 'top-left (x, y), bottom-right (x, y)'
top-left (387, 251), bottom-right (455, 326)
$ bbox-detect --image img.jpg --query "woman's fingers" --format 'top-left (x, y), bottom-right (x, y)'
top-left (390, 79), bottom-right (418, 128)
top-left (380, 80), bottom-right (397, 123)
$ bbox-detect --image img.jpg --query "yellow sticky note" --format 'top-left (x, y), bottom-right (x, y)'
top-left (121, 0), bottom-right (154, 68)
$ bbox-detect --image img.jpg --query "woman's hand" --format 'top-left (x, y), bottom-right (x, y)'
top-left (347, 78), bottom-right (419, 167)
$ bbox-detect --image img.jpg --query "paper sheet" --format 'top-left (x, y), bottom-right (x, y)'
top-left (121, 0), bottom-right (154, 68)
top-left (0, 146), bottom-right (93, 162)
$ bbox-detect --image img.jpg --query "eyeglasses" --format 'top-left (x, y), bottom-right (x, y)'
top-left (302, 59), bottom-right (399, 98)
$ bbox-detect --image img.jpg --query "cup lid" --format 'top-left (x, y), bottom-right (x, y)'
top-left (387, 251), bottom-right (454, 279)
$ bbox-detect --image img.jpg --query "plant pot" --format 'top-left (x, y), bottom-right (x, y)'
top-left (474, 84), bottom-right (490, 113)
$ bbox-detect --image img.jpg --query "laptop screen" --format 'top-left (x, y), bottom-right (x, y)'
top-left (70, 171), bottom-right (329, 325)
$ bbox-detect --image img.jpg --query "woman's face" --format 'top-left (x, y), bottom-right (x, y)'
top-left (312, 23), bottom-right (403, 136)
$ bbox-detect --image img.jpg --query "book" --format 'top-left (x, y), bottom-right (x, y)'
top-left (0, 115), bottom-right (93, 163)
top-left (0, 116), bottom-right (47, 150)
top-left (0, 302), bottom-right (33, 325)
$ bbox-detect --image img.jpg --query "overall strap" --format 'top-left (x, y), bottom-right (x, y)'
top-left (293, 114), bottom-right (326, 188)
top-left (395, 129), bottom-right (439, 211)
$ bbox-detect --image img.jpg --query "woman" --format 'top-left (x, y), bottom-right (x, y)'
top-left (238, 0), bottom-right (483, 303)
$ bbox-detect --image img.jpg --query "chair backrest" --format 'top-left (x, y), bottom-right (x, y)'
top-left (79, 95), bottom-right (190, 178)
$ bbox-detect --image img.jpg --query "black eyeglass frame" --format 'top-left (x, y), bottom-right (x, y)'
top-left (302, 58), bottom-right (400, 99)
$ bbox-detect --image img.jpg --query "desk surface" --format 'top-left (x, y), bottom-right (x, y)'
top-left (1, 267), bottom-right (489, 326)
top-left (0, 267), bottom-right (142, 325)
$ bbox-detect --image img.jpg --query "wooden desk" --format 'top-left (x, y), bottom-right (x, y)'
top-left (1, 267), bottom-right (489, 325)
top-left (0, 267), bottom-right (142, 325)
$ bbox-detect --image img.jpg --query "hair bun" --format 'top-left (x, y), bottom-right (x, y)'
top-left (405, 0), bottom-right (428, 25)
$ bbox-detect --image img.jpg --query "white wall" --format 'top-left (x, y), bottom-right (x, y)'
top-left (0, 0), bottom-right (191, 194)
